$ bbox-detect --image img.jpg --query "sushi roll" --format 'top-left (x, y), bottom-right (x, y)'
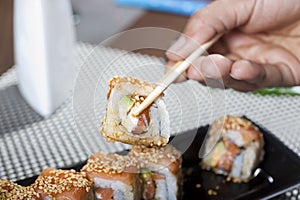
top-left (81, 152), bottom-right (141, 200)
top-left (201, 115), bottom-right (264, 182)
top-left (130, 145), bottom-right (182, 200)
top-left (32, 168), bottom-right (94, 200)
top-left (101, 76), bottom-right (170, 147)
top-left (0, 179), bottom-right (40, 200)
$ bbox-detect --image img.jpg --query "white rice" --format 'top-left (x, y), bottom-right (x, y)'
top-left (154, 179), bottom-right (168, 200)
top-left (93, 177), bottom-right (133, 200)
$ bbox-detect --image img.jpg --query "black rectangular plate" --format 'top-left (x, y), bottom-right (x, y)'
top-left (17, 118), bottom-right (300, 200)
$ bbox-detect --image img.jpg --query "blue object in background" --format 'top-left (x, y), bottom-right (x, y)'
top-left (115, 0), bottom-right (210, 16)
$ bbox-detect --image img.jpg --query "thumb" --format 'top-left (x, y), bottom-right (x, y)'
top-left (166, 0), bottom-right (255, 61)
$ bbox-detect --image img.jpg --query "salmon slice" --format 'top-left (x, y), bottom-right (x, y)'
top-left (217, 140), bottom-right (240, 171)
top-left (95, 188), bottom-right (114, 200)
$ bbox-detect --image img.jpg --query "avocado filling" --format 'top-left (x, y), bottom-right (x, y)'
top-left (119, 95), bottom-right (151, 134)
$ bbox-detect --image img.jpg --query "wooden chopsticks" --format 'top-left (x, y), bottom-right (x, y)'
top-left (132, 33), bottom-right (223, 117)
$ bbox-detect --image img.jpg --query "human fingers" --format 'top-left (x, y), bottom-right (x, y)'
top-left (166, 0), bottom-right (256, 61)
top-left (185, 54), bottom-right (253, 91)
top-left (240, 0), bottom-right (300, 33)
top-left (165, 53), bottom-right (237, 84)
top-left (230, 60), bottom-right (300, 88)
top-left (224, 33), bottom-right (300, 86)
top-left (186, 54), bottom-right (300, 91)
top-left (207, 39), bottom-right (229, 55)
top-left (187, 55), bottom-right (231, 83)
top-left (165, 61), bottom-right (188, 83)
top-left (187, 54), bottom-right (253, 91)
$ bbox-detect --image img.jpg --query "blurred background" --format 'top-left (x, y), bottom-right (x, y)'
top-left (0, 0), bottom-right (14, 75)
top-left (1, 1), bottom-right (299, 199)
top-left (0, 0), bottom-right (193, 117)
top-left (0, 0), bottom-right (191, 75)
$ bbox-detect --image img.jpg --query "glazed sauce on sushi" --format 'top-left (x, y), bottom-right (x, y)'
top-left (142, 172), bottom-right (165, 200)
top-left (217, 139), bottom-right (241, 171)
top-left (130, 95), bottom-right (151, 135)
top-left (95, 188), bottom-right (114, 200)
top-left (32, 168), bottom-right (93, 200)
top-left (142, 176), bottom-right (156, 199)
top-left (132, 110), bottom-right (151, 135)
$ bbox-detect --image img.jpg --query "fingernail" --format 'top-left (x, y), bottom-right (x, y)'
top-left (229, 72), bottom-right (240, 80)
top-left (201, 60), bottom-right (218, 78)
top-left (230, 60), bottom-right (250, 80)
top-left (167, 36), bottom-right (186, 55)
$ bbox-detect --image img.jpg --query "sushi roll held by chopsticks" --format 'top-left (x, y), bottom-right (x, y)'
top-left (101, 76), bottom-right (170, 147)
top-left (201, 115), bottom-right (264, 183)
top-left (32, 168), bottom-right (94, 200)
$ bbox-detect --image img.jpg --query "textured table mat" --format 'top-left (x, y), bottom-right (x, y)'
top-left (0, 42), bottom-right (299, 199)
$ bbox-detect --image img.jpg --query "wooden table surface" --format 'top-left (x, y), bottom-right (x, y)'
top-left (0, 0), bottom-right (14, 75)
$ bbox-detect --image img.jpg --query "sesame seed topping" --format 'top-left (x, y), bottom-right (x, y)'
top-left (106, 76), bottom-right (160, 100)
top-left (32, 168), bottom-right (92, 197)
top-left (129, 145), bottom-right (181, 165)
top-left (207, 189), bottom-right (218, 196)
top-left (210, 115), bottom-right (259, 136)
top-left (0, 179), bottom-right (40, 199)
top-left (82, 152), bottom-right (139, 174)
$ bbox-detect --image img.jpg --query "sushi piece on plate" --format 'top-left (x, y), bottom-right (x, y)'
top-left (0, 179), bottom-right (40, 200)
top-left (201, 115), bottom-right (264, 182)
top-left (81, 152), bottom-right (141, 200)
top-left (130, 145), bottom-right (183, 200)
top-left (101, 76), bottom-right (170, 147)
top-left (32, 168), bottom-right (94, 200)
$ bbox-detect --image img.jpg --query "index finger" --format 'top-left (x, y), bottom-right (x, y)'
top-left (166, 0), bottom-right (255, 61)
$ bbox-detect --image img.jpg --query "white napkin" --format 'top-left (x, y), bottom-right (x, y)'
top-left (14, 0), bottom-right (77, 117)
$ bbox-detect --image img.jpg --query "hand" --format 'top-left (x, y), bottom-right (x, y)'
top-left (166, 0), bottom-right (300, 91)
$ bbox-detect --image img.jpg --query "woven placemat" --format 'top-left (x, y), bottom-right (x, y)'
top-left (0, 42), bottom-right (299, 199)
